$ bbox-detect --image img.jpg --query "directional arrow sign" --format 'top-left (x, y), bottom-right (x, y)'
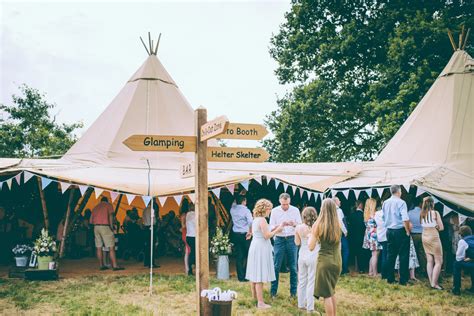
top-left (123, 135), bottom-right (196, 152)
top-left (200, 116), bottom-right (229, 141)
top-left (207, 147), bottom-right (270, 162)
top-left (179, 160), bottom-right (195, 178)
top-left (219, 123), bottom-right (269, 140)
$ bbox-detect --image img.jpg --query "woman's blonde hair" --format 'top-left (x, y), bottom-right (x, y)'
top-left (253, 199), bottom-right (273, 217)
top-left (302, 207), bottom-right (318, 227)
top-left (420, 196), bottom-right (435, 222)
top-left (363, 198), bottom-right (377, 222)
top-left (312, 198), bottom-right (341, 243)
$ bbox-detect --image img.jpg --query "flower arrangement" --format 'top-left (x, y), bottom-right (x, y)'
top-left (12, 244), bottom-right (33, 257)
top-left (210, 228), bottom-right (232, 256)
top-left (33, 228), bottom-right (57, 257)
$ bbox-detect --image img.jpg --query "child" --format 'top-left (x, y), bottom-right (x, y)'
top-left (452, 226), bottom-right (474, 295)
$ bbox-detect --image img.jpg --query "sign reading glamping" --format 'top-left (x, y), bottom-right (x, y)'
top-left (123, 135), bottom-right (197, 152)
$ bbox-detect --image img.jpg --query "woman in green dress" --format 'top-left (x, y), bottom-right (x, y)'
top-left (309, 198), bottom-right (342, 316)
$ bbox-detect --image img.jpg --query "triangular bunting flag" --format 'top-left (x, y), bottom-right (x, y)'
top-left (416, 187), bottom-right (425, 197)
top-left (158, 196), bottom-right (167, 207)
top-left (241, 180), bottom-right (249, 191)
top-left (95, 187), bottom-right (104, 199)
top-left (291, 186), bottom-right (297, 194)
top-left (125, 194), bottom-right (136, 204)
top-left (174, 195), bottom-right (183, 206)
top-left (402, 184), bottom-right (410, 193)
top-left (253, 176), bottom-right (262, 185)
top-left (274, 179), bottom-right (280, 189)
top-left (354, 190), bottom-right (361, 199)
top-left (283, 183), bottom-right (289, 192)
top-left (459, 214), bottom-right (468, 225)
top-left (376, 187), bottom-right (384, 197)
top-left (342, 189), bottom-right (350, 199)
top-left (110, 191), bottom-right (120, 203)
top-left (226, 184), bottom-right (235, 194)
top-left (24, 171), bottom-right (35, 183)
top-left (142, 196), bottom-right (152, 207)
top-left (6, 178), bottom-right (13, 190)
top-left (212, 187), bottom-right (221, 198)
top-left (60, 182), bottom-right (72, 194)
top-left (365, 188), bottom-right (372, 197)
top-left (14, 172), bottom-right (22, 185)
top-left (187, 193), bottom-right (195, 203)
top-left (330, 190), bottom-right (336, 197)
top-left (299, 189), bottom-right (305, 199)
top-left (41, 177), bottom-right (52, 190)
top-left (443, 205), bottom-right (453, 217)
top-left (79, 185), bottom-right (88, 196)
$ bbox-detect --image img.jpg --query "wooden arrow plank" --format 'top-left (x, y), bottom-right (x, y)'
top-left (123, 135), bottom-right (196, 152)
top-left (219, 123), bottom-right (269, 140)
top-left (207, 147), bottom-right (270, 162)
top-left (179, 160), bottom-right (195, 178)
top-left (200, 115), bottom-right (229, 141)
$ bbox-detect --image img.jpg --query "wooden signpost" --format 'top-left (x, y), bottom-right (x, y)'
top-left (123, 110), bottom-right (269, 315)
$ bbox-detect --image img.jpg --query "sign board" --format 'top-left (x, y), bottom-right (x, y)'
top-left (200, 116), bottom-right (229, 141)
top-left (123, 135), bottom-right (196, 152)
top-left (207, 147), bottom-right (270, 162)
top-left (179, 161), bottom-right (195, 178)
top-left (219, 123), bottom-right (269, 140)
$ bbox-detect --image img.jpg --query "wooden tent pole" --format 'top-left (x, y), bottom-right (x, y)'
top-left (37, 177), bottom-right (49, 230)
top-left (114, 194), bottom-right (123, 215)
top-left (59, 189), bottom-right (75, 258)
top-left (68, 188), bottom-right (93, 229)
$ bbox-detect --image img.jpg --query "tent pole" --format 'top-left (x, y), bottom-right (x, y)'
top-left (59, 189), bottom-right (75, 258)
top-left (37, 177), bottom-right (50, 230)
top-left (114, 194), bottom-right (123, 215)
top-left (149, 197), bottom-right (154, 295)
top-left (68, 188), bottom-right (93, 227)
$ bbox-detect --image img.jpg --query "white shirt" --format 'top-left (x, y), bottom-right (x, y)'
top-left (456, 239), bottom-right (469, 262)
top-left (374, 210), bottom-right (387, 242)
top-left (230, 204), bottom-right (253, 233)
top-left (142, 205), bottom-right (156, 226)
top-left (186, 211), bottom-right (196, 237)
top-left (337, 208), bottom-right (348, 236)
top-left (269, 205), bottom-right (302, 237)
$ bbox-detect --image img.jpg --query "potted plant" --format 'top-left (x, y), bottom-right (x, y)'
top-left (12, 244), bottom-right (33, 267)
top-left (33, 228), bottom-right (57, 270)
top-left (210, 228), bottom-right (232, 280)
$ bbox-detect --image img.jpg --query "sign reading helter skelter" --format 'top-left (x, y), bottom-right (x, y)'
top-left (123, 109), bottom-right (269, 315)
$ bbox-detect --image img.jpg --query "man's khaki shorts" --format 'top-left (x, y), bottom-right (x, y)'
top-left (94, 225), bottom-right (115, 248)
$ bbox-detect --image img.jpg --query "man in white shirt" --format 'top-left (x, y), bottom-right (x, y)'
top-left (333, 197), bottom-right (349, 275)
top-left (269, 193), bottom-right (302, 298)
top-left (452, 225), bottom-right (474, 295)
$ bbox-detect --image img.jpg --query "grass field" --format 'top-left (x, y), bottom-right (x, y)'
top-left (0, 272), bottom-right (473, 315)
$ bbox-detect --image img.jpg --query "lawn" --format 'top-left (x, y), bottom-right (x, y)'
top-left (0, 272), bottom-right (473, 315)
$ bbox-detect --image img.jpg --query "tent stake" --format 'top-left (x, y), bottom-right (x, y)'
top-left (37, 177), bottom-right (50, 230)
top-left (59, 189), bottom-right (75, 258)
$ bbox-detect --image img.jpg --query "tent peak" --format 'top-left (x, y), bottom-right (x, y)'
top-left (139, 32), bottom-right (162, 56)
top-left (447, 26), bottom-right (470, 52)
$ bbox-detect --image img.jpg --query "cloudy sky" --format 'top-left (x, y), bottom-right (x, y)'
top-left (1, 0), bottom-right (291, 145)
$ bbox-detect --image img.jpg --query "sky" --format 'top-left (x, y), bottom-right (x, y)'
top-left (0, 0), bottom-right (292, 146)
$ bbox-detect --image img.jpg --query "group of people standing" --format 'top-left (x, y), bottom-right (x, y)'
top-left (230, 186), bottom-right (474, 314)
top-left (231, 193), bottom-right (342, 315)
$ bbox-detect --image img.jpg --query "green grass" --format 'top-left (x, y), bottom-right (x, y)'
top-left (0, 273), bottom-right (473, 315)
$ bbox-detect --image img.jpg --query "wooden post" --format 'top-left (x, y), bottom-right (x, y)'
top-left (195, 107), bottom-right (209, 315)
top-left (59, 189), bottom-right (75, 258)
top-left (37, 177), bottom-right (49, 230)
top-left (114, 194), bottom-right (123, 215)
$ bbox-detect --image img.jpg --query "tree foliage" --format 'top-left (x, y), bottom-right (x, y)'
top-left (264, 0), bottom-right (473, 162)
top-left (0, 85), bottom-right (83, 158)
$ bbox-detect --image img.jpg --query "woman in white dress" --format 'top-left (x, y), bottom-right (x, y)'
top-left (245, 199), bottom-right (284, 309)
top-left (295, 207), bottom-right (319, 312)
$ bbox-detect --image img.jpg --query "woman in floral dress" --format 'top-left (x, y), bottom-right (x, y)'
top-left (363, 198), bottom-right (382, 276)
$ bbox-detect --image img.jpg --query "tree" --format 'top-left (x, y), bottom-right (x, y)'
top-left (265, 0), bottom-right (473, 162)
top-left (0, 84), bottom-right (83, 158)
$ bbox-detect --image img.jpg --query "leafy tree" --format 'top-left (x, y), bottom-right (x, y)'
top-left (0, 84), bottom-right (83, 158)
top-left (265, 0), bottom-right (473, 162)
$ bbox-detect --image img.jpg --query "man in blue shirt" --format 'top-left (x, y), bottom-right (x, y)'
top-left (382, 185), bottom-right (412, 285)
top-left (408, 198), bottom-right (426, 276)
top-left (230, 195), bottom-right (253, 281)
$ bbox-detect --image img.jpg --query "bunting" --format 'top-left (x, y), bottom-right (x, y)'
top-left (212, 187), bottom-right (221, 198)
top-left (14, 172), bottom-right (22, 185)
top-left (41, 177), bottom-right (52, 190)
top-left (253, 176), bottom-right (262, 185)
top-left (125, 193), bottom-right (136, 204)
top-left (365, 188), bottom-right (372, 197)
top-left (110, 191), bottom-right (120, 203)
top-left (79, 185), bottom-right (88, 196)
top-left (24, 171), bottom-right (35, 183)
top-left (376, 187), bottom-right (384, 197)
top-left (187, 193), bottom-right (196, 203)
top-left (240, 180), bottom-right (249, 191)
top-left (158, 196), bottom-right (167, 207)
top-left (416, 187), bottom-right (425, 197)
top-left (283, 183), bottom-right (289, 192)
top-left (226, 184), bottom-right (235, 194)
top-left (342, 189), bottom-right (350, 199)
top-left (6, 178), bottom-right (13, 190)
top-left (94, 187), bottom-right (104, 199)
top-left (274, 179), bottom-right (280, 189)
top-left (142, 196), bottom-right (152, 207)
top-left (60, 182), bottom-right (72, 194)
top-left (174, 195), bottom-right (183, 206)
